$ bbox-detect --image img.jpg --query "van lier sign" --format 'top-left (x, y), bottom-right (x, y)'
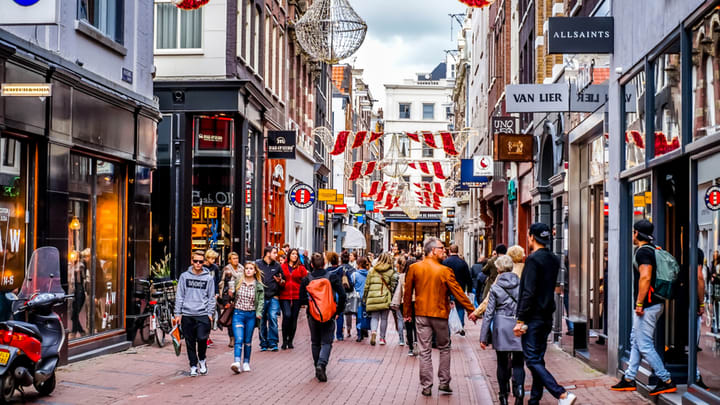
top-left (506, 83), bottom-right (636, 113)
top-left (548, 17), bottom-right (614, 54)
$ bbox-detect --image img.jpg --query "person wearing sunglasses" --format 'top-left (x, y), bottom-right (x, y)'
top-left (174, 250), bottom-right (216, 377)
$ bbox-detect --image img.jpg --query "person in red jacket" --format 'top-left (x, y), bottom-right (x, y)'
top-left (278, 248), bottom-right (308, 349)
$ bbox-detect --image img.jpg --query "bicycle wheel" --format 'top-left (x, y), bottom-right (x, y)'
top-left (153, 305), bottom-right (166, 347)
top-left (160, 304), bottom-right (174, 333)
top-left (138, 313), bottom-right (153, 344)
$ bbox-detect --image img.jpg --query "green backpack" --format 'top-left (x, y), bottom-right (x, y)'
top-left (633, 245), bottom-right (679, 300)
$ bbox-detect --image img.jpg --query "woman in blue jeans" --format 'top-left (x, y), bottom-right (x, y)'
top-left (230, 262), bottom-right (264, 374)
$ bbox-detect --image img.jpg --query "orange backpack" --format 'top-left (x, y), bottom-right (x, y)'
top-left (306, 275), bottom-right (337, 322)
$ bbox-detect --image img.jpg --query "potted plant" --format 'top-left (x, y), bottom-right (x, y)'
top-left (151, 248), bottom-right (172, 282)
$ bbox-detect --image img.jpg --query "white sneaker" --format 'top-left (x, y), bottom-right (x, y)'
top-left (558, 392), bottom-right (577, 405)
top-left (189, 366), bottom-right (198, 377)
top-left (242, 362), bottom-right (251, 372)
top-left (230, 362), bottom-right (241, 374)
top-left (399, 341), bottom-right (405, 346)
top-left (198, 360), bottom-right (208, 375)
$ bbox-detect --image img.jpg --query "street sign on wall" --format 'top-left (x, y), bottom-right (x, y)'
top-left (548, 17), bottom-right (614, 54)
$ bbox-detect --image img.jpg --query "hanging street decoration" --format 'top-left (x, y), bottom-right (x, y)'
top-left (294, 0), bottom-right (368, 64)
top-left (327, 130), bottom-right (474, 156)
top-left (458, 0), bottom-right (495, 8)
top-left (173, 0), bottom-right (209, 10)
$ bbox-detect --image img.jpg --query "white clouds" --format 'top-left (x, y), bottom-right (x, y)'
top-left (341, 0), bottom-right (467, 109)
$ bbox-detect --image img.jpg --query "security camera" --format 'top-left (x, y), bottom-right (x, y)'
top-left (615, 67), bottom-right (623, 75)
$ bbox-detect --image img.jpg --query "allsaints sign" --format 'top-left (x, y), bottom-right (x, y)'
top-left (548, 17), bottom-right (614, 54)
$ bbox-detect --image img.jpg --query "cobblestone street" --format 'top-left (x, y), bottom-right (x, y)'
top-left (13, 313), bottom-right (649, 405)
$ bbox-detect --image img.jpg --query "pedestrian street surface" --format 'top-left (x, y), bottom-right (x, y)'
top-left (14, 312), bottom-right (649, 404)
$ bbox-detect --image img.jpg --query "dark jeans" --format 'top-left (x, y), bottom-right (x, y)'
top-left (335, 311), bottom-right (344, 339)
top-left (307, 315), bottom-right (335, 367)
top-left (522, 319), bottom-right (565, 403)
top-left (404, 304), bottom-right (417, 350)
top-left (496, 351), bottom-right (525, 394)
top-left (280, 299), bottom-right (301, 345)
top-left (181, 315), bottom-right (211, 367)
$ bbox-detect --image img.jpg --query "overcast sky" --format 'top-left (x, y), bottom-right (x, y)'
top-left (341, 0), bottom-right (468, 111)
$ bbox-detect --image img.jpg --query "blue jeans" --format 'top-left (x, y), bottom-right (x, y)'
top-left (625, 303), bottom-right (671, 382)
top-left (522, 319), bottom-right (566, 403)
top-left (335, 312), bottom-right (344, 339)
top-left (232, 309), bottom-right (256, 363)
top-left (259, 298), bottom-right (280, 349)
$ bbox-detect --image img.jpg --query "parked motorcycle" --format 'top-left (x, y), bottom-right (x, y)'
top-left (0, 247), bottom-right (70, 402)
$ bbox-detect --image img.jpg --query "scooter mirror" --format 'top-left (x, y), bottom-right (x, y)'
top-left (5, 292), bottom-right (18, 301)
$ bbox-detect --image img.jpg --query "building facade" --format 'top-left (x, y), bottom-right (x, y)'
top-left (0, 0), bottom-right (159, 361)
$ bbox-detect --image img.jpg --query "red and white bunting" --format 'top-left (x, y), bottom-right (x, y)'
top-left (327, 130), bottom-right (470, 156)
top-left (348, 161), bottom-right (379, 180)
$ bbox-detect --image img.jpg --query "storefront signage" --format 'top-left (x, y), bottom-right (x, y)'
top-left (267, 130), bottom-right (296, 159)
top-left (0, 0), bottom-right (56, 24)
top-left (1, 83), bottom-right (52, 97)
top-left (0, 208), bottom-right (23, 289)
top-left (192, 191), bottom-right (233, 206)
top-left (328, 193), bottom-right (344, 206)
top-left (506, 83), bottom-right (635, 113)
top-left (493, 134), bottom-right (534, 162)
top-left (492, 116), bottom-right (518, 134)
top-left (473, 156), bottom-right (493, 177)
top-left (445, 223), bottom-right (455, 232)
top-left (288, 182), bottom-right (315, 209)
top-left (460, 159), bottom-right (490, 188)
top-left (383, 211), bottom-right (441, 222)
top-left (705, 185), bottom-right (720, 211)
top-left (318, 188), bottom-right (337, 202)
top-left (363, 200), bottom-right (374, 212)
top-left (548, 17), bottom-right (614, 54)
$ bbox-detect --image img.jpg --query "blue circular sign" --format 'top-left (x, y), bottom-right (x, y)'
top-left (288, 183), bottom-right (315, 209)
top-left (14, 0), bottom-right (41, 5)
top-left (706, 185), bottom-right (720, 211)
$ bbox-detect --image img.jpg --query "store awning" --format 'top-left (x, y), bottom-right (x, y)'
top-left (342, 225), bottom-right (366, 249)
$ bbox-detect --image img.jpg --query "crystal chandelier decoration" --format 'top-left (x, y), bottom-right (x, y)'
top-left (294, 0), bottom-right (368, 64)
top-left (398, 188), bottom-right (420, 220)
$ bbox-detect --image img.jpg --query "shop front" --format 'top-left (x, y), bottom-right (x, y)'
top-left (0, 33), bottom-right (158, 362)
top-left (608, 4), bottom-right (720, 401)
top-left (384, 211), bottom-right (443, 251)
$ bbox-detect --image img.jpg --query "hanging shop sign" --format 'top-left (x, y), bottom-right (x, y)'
top-left (0, 0), bottom-right (56, 24)
top-left (705, 185), bottom-right (720, 211)
top-left (1, 83), bottom-right (52, 97)
top-left (493, 134), bottom-right (534, 162)
top-left (492, 116), bottom-right (518, 134)
top-left (383, 211), bottom-right (442, 222)
top-left (267, 130), bottom-right (297, 159)
top-left (288, 183), bottom-right (315, 209)
top-left (445, 223), bottom-right (455, 233)
top-left (328, 193), bottom-right (345, 206)
top-left (363, 200), bottom-right (375, 212)
top-left (548, 17), bottom-right (614, 54)
top-left (473, 155), bottom-right (493, 177)
top-left (318, 188), bottom-right (337, 202)
top-left (506, 83), bottom-right (636, 113)
top-left (460, 159), bottom-right (490, 188)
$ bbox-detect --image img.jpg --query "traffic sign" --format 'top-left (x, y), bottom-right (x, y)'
top-left (288, 183), bottom-right (315, 209)
top-left (318, 188), bottom-right (337, 202)
top-left (334, 204), bottom-right (348, 214)
top-left (706, 185), bottom-right (720, 211)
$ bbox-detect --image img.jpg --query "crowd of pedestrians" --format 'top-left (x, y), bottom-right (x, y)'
top-left (174, 222), bottom-right (691, 404)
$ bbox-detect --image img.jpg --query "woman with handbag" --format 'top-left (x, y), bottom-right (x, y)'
top-left (363, 252), bottom-right (397, 346)
top-left (278, 248), bottom-right (308, 350)
top-left (218, 252), bottom-right (241, 347)
top-left (479, 255), bottom-right (525, 405)
top-left (230, 261), bottom-right (264, 374)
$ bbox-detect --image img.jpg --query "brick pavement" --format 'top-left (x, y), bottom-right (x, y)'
top-left (13, 312), bottom-right (650, 404)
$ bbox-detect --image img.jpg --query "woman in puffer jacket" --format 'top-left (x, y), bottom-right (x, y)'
top-left (277, 248), bottom-right (308, 350)
top-left (479, 255), bottom-right (525, 405)
top-left (362, 252), bottom-right (397, 346)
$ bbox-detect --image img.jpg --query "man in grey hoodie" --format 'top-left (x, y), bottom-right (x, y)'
top-left (174, 250), bottom-right (215, 377)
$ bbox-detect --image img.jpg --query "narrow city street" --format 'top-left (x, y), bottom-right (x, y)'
top-left (22, 313), bottom-right (647, 405)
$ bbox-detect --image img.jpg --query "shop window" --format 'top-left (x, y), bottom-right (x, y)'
top-left (79, 0), bottom-right (123, 43)
top-left (589, 135), bottom-right (607, 182)
top-left (624, 72), bottom-right (646, 169)
top-left (631, 177), bottom-right (652, 223)
top-left (67, 155), bottom-right (123, 338)
top-left (652, 42), bottom-right (682, 157)
top-left (691, 12), bottom-right (720, 141)
top-left (0, 137), bottom-right (27, 295)
top-left (697, 154), bottom-right (720, 394)
top-left (155, 1), bottom-right (202, 50)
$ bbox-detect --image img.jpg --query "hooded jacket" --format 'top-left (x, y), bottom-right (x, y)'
top-left (175, 267), bottom-right (215, 317)
top-left (352, 268), bottom-right (368, 296)
top-left (480, 271), bottom-right (521, 348)
top-left (256, 258), bottom-right (284, 299)
top-left (277, 262), bottom-right (308, 301)
top-left (363, 263), bottom-right (397, 312)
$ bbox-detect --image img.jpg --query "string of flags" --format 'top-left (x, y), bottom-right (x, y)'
top-left (329, 130), bottom-right (474, 156)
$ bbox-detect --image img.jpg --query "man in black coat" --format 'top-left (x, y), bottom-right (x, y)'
top-left (442, 244), bottom-right (473, 332)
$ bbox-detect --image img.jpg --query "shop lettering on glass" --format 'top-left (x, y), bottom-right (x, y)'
top-left (0, 207), bottom-right (22, 287)
top-left (192, 191), bottom-right (233, 206)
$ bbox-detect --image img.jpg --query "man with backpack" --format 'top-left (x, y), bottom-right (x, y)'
top-left (299, 252), bottom-right (347, 382)
top-left (611, 219), bottom-right (677, 395)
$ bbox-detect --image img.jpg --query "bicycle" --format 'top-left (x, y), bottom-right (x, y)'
top-left (152, 280), bottom-right (176, 344)
top-left (130, 279), bottom-right (165, 346)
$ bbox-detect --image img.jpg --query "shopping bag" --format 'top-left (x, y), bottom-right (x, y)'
top-left (448, 307), bottom-right (463, 335)
top-left (467, 292), bottom-right (476, 306)
top-left (345, 291), bottom-right (360, 314)
top-left (170, 324), bottom-right (182, 356)
top-left (218, 305), bottom-right (234, 328)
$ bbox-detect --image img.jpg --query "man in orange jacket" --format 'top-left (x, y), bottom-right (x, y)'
top-left (404, 237), bottom-right (476, 397)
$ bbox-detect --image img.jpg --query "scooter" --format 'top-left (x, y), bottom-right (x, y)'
top-left (0, 247), bottom-right (70, 402)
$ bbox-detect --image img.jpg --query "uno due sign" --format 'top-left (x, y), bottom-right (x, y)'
top-left (492, 116), bottom-right (518, 134)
